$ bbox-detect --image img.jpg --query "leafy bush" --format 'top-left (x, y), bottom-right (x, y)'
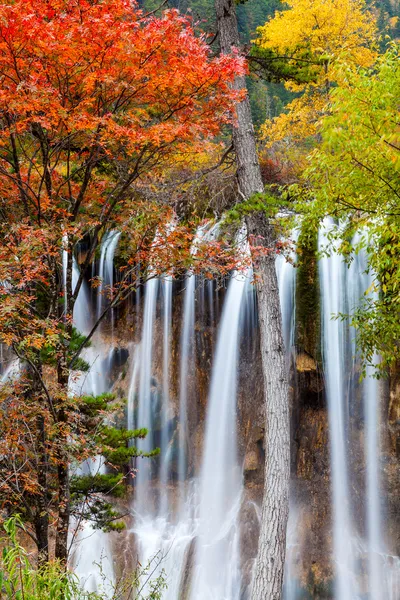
top-left (0, 516), bottom-right (167, 599)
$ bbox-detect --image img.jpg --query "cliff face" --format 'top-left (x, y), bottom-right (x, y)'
top-left (104, 275), bottom-right (400, 599)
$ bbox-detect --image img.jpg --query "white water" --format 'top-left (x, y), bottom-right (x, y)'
top-left (276, 230), bottom-right (298, 354)
top-left (348, 240), bottom-right (383, 599)
top-left (160, 274), bottom-right (173, 513)
top-left (97, 230), bottom-right (121, 325)
top-left (319, 219), bottom-right (357, 600)
top-left (177, 225), bottom-right (208, 487)
top-left (178, 273), bottom-right (196, 486)
top-left (130, 223), bottom-right (252, 600)
top-left (134, 276), bottom-right (160, 513)
top-left (69, 232), bottom-right (121, 594)
top-left (275, 230), bottom-right (300, 600)
top-left (190, 269), bottom-right (249, 600)
top-left (68, 220), bottom-right (400, 599)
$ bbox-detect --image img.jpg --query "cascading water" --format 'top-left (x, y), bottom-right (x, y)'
top-left (319, 218), bottom-right (357, 600)
top-left (69, 231), bottom-right (121, 594)
top-left (276, 229), bottom-right (298, 354)
top-left (178, 272), bottom-right (196, 486)
top-left (347, 237), bottom-right (382, 599)
top-left (130, 222), bottom-right (253, 600)
top-left (177, 224), bottom-right (209, 487)
top-left (275, 229), bottom-right (301, 600)
top-left (160, 274), bottom-right (173, 511)
top-left (97, 230), bottom-right (121, 325)
top-left (68, 218), bottom-right (400, 600)
top-left (134, 276), bottom-right (160, 513)
top-left (190, 267), bottom-right (249, 600)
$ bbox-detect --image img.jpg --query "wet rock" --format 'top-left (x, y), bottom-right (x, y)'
top-left (244, 450), bottom-right (259, 473)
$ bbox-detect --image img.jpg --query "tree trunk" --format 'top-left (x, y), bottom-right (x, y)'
top-left (55, 456), bottom-right (70, 563)
top-left (214, 1), bottom-right (290, 598)
top-left (35, 414), bottom-right (49, 565)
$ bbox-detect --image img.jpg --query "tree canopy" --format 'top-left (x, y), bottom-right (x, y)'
top-left (255, 0), bottom-right (377, 144)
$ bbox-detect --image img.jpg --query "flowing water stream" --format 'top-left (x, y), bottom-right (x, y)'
top-left (69, 234), bottom-right (121, 594)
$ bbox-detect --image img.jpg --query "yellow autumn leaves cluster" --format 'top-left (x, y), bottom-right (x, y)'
top-left (255, 0), bottom-right (377, 145)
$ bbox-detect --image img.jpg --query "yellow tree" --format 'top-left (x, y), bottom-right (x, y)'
top-left (255, 0), bottom-right (377, 145)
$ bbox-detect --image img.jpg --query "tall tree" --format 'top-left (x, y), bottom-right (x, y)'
top-left (214, 1), bottom-right (290, 598)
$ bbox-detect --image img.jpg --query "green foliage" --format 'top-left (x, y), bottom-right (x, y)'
top-left (0, 516), bottom-right (168, 599)
top-left (224, 190), bottom-right (290, 224)
top-left (249, 43), bottom-right (322, 85)
top-left (295, 221), bottom-right (320, 359)
top-left (0, 516), bottom-right (83, 599)
top-left (297, 43), bottom-right (400, 373)
top-left (70, 392), bottom-right (160, 532)
top-left (40, 327), bottom-right (90, 372)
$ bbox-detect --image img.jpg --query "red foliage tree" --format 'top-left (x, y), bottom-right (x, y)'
top-left (0, 0), bottom-right (244, 563)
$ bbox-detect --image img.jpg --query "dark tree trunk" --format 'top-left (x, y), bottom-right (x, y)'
top-left (55, 355), bottom-right (71, 564)
top-left (35, 413), bottom-right (49, 565)
top-left (54, 238), bottom-right (72, 564)
top-left (214, 1), bottom-right (290, 598)
top-left (55, 456), bottom-right (70, 563)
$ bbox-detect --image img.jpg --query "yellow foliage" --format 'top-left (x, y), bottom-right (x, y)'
top-left (262, 93), bottom-right (326, 142)
top-left (257, 0), bottom-right (377, 145)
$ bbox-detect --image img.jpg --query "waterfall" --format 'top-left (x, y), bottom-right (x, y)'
top-left (319, 219), bottom-right (357, 600)
top-left (160, 274), bottom-right (173, 512)
top-left (69, 258), bottom-right (116, 593)
top-left (178, 224), bottom-right (209, 486)
top-left (190, 269), bottom-right (249, 600)
top-left (348, 238), bottom-right (385, 599)
top-left (97, 230), bottom-right (121, 325)
top-left (365, 358), bottom-right (382, 600)
top-left (276, 230), bottom-right (298, 354)
top-left (178, 273), bottom-right (196, 486)
top-left (69, 231), bottom-right (122, 595)
top-left (134, 276), bottom-right (160, 513)
top-left (275, 230), bottom-right (300, 600)
top-left (67, 218), bottom-right (400, 599)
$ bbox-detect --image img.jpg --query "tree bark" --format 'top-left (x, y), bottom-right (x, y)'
top-left (214, 1), bottom-right (290, 598)
top-left (35, 414), bottom-right (49, 565)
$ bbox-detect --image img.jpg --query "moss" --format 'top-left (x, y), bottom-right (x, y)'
top-left (296, 221), bottom-right (321, 361)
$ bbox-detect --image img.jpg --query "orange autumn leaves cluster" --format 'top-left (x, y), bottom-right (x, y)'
top-left (0, 0), bottom-right (244, 159)
top-left (0, 0), bottom-right (245, 238)
top-left (0, 0), bottom-right (245, 349)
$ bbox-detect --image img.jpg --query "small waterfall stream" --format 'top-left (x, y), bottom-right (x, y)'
top-left (135, 276), bottom-right (160, 513)
top-left (190, 269), bottom-right (249, 600)
top-left (178, 273), bottom-right (196, 487)
top-left (69, 232), bottom-right (121, 594)
top-left (319, 219), bottom-right (357, 599)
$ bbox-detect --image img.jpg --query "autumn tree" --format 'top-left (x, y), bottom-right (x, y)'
top-left (254, 0), bottom-right (377, 145)
top-left (0, 0), bottom-right (243, 564)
